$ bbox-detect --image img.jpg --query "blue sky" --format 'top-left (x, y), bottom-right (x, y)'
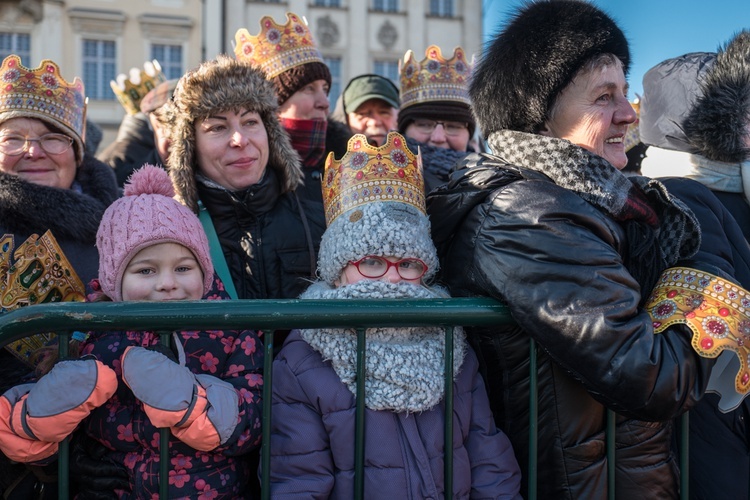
top-left (482, 0), bottom-right (750, 98)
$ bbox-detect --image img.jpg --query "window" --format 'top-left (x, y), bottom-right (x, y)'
top-left (82, 39), bottom-right (116, 100)
top-left (373, 0), bottom-right (398, 12)
top-left (151, 44), bottom-right (183, 80)
top-left (430, 0), bottom-right (454, 17)
top-left (373, 60), bottom-right (399, 86)
top-left (324, 56), bottom-right (342, 107)
top-left (314, 0), bottom-right (341, 6)
top-left (0, 33), bottom-right (31, 66)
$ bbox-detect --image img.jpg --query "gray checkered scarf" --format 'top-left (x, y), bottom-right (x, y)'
top-left (300, 280), bottom-right (466, 413)
top-left (488, 130), bottom-right (701, 292)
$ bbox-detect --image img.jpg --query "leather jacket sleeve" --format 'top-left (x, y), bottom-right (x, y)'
top-left (442, 177), bottom-right (715, 421)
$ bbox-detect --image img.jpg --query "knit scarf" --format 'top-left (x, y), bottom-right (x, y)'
top-left (299, 280), bottom-right (467, 413)
top-left (488, 130), bottom-right (701, 295)
top-left (280, 117), bottom-right (327, 168)
top-left (641, 146), bottom-right (750, 206)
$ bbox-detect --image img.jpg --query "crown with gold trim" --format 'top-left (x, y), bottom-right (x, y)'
top-left (399, 45), bottom-right (472, 109)
top-left (234, 12), bottom-right (325, 79)
top-left (110, 60), bottom-right (166, 115)
top-left (0, 55), bottom-right (86, 157)
top-left (1, 230), bottom-right (85, 366)
top-left (322, 132), bottom-right (424, 227)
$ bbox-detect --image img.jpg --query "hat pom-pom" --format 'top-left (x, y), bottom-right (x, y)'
top-left (123, 164), bottom-right (175, 198)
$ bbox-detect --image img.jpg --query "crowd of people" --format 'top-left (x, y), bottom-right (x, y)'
top-left (0, 0), bottom-right (749, 497)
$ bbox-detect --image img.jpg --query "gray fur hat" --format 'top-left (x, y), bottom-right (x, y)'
top-left (318, 202), bottom-right (438, 285)
top-left (471, 0), bottom-right (630, 136)
top-left (169, 54), bottom-right (303, 213)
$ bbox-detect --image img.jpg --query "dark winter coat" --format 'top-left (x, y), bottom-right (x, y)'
top-left (268, 329), bottom-right (521, 499)
top-left (426, 152), bottom-right (727, 499)
top-left (97, 113), bottom-right (156, 187)
top-left (198, 167), bottom-right (324, 300)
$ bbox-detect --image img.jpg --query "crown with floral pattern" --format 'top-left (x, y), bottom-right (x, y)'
top-left (322, 132), bottom-right (424, 226)
top-left (1, 230), bottom-right (85, 365)
top-left (234, 12), bottom-right (325, 79)
top-left (399, 45), bottom-right (472, 110)
top-left (0, 55), bottom-right (86, 156)
top-left (110, 60), bottom-right (165, 115)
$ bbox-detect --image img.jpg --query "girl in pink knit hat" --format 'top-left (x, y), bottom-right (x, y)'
top-left (0, 165), bottom-right (264, 499)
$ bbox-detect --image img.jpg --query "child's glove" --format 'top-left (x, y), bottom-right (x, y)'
top-left (0, 358), bottom-right (117, 462)
top-left (120, 344), bottom-right (238, 451)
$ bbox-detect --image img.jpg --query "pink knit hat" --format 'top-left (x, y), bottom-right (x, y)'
top-left (96, 164), bottom-right (214, 301)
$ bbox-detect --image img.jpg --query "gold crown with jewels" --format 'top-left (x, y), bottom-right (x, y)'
top-left (322, 131), bottom-right (425, 226)
top-left (110, 60), bottom-right (166, 115)
top-left (234, 12), bottom-right (325, 79)
top-left (399, 45), bottom-right (472, 109)
top-left (0, 55), bottom-right (86, 143)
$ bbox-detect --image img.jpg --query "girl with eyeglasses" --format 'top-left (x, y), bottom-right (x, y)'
top-left (265, 132), bottom-right (521, 499)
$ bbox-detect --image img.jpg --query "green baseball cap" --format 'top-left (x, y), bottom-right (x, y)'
top-left (343, 74), bottom-right (400, 114)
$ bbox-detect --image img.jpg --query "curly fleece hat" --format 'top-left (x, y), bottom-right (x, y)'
top-left (96, 164), bottom-right (214, 301)
top-left (318, 202), bottom-right (439, 286)
top-left (471, 0), bottom-right (630, 136)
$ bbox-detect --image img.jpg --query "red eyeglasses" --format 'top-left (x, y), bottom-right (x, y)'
top-left (348, 256), bottom-right (428, 280)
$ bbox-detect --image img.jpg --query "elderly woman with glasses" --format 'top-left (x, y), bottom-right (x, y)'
top-left (0, 54), bottom-right (118, 495)
top-left (397, 45), bottom-right (477, 194)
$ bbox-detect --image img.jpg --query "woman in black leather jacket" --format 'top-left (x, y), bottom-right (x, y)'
top-left (426, 2), bottom-right (747, 498)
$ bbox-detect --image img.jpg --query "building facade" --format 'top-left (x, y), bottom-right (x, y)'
top-left (0, 0), bottom-right (482, 149)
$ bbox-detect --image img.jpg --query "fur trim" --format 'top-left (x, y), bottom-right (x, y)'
top-left (684, 30), bottom-right (750, 163)
top-left (0, 154), bottom-right (118, 240)
top-left (169, 55), bottom-right (302, 213)
top-left (471, 0), bottom-right (629, 136)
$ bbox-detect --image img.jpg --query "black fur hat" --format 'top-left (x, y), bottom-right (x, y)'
top-left (471, 0), bottom-right (630, 136)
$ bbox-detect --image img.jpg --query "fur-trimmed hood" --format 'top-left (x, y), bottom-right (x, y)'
top-left (640, 30), bottom-right (750, 163)
top-left (169, 54), bottom-right (303, 213)
top-left (0, 154), bottom-right (119, 240)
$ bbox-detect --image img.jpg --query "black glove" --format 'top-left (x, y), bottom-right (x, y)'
top-left (69, 432), bottom-right (130, 498)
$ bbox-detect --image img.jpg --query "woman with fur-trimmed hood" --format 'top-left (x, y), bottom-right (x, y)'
top-left (426, 1), bottom-right (748, 498)
top-left (639, 30), bottom-right (750, 500)
top-left (169, 54), bottom-right (325, 301)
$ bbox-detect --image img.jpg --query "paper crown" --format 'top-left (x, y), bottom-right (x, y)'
top-left (234, 12), bottom-right (325, 79)
top-left (322, 132), bottom-right (424, 226)
top-left (0, 55), bottom-right (86, 144)
top-left (110, 60), bottom-right (166, 115)
top-left (1, 231), bottom-right (85, 366)
top-left (399, 45), bottom-right (472, 110)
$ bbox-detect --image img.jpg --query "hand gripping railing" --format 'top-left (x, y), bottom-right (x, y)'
top-left (0, 298), bottom-right (688, 498)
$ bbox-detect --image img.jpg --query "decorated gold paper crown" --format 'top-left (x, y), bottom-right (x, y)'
top-left (1, 231), bottom-right (85, 366)
top-left (110, 60), bottom-right (166, 115)
top-left (399, 45), bottom-right (472, 110)
top-left (234, 12), bottom-right (325, 79)
top-left (646, 267), bottom-right (750, 403)
top-left (322, 132), bottom-right (424, 226)
top-left (0, 55), bottom-right (86, 148)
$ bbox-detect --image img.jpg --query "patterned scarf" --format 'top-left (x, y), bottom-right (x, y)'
top-left (488, 130), bottom-right (702, 294)
top-left (280, 117), bottom-right (327, 168)
top-left (299, 280), bottom-right (467, 413)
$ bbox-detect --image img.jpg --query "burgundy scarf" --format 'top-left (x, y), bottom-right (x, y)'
top-left (280, 117), bottom-right (327, 168)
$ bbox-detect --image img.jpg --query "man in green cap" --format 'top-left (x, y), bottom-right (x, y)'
top-left (331, 74), bottom-right (399, 146)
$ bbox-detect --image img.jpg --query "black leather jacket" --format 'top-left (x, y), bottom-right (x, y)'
top-left (426, 154), bottom-right (724, 499)
top-left (198, 167), bottom-right (325, 300)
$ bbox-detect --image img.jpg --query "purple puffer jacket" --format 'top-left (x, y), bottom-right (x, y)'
top-left (81, 276), bottom-right (264, 499)
top-left (268, 330), bottom-right (522, 499)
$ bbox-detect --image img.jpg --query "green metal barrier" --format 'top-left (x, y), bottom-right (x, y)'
top-left (0, 298), bottom-right (688, 498)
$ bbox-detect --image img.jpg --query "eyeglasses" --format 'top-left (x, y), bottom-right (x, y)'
top-left (412, 119), bottom-right (469, 137)
top-left (348, 256), bottom-right (428, 280)
top-left (0, 133), bottom-right (74, 156)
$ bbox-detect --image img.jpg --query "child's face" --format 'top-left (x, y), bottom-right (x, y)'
top-left (121, 242), bottom-right (204, 301)
top-left (336, 255), bottom-right (426, 287)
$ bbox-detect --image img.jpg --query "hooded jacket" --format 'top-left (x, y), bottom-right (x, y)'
top-left (169, 55), bottom-right (325, 300)
top-left (426, 146), bottom-right (729, 499)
